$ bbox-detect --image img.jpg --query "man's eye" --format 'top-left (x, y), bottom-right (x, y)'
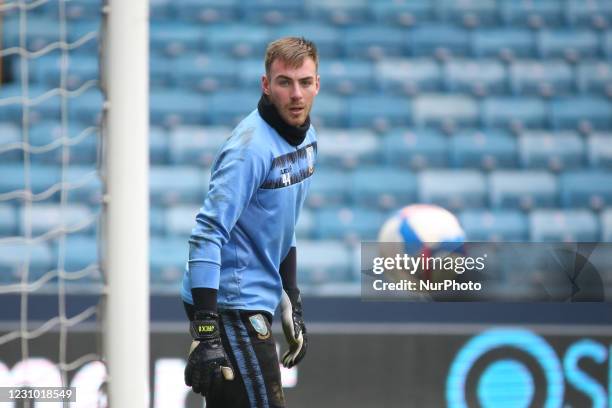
top-left (300, 80), bottom-right (313, 87)
top-left (278, 80), bottom-right (289, 86)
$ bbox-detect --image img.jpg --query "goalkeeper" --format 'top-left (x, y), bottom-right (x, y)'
top-left (181, 37), bottom-right (319, 408)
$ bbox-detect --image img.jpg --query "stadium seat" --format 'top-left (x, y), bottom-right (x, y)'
top-left (203, 24), bottom-right (269, 58)
top-left (413, 94), bottom-right (479, 128)
top-left (349, 167), bottom-right (418, 210)
top-left (375, 58), bottom-right (442, 94)
top-left (63, 235), bottom-right (98, 273)
top-left (173, 0), bottom-right (240, 24)
top-left (20, 203), bottom-right (96, 237)
top-left (150, 90), bottom-right (209, 126)
top-left (169, 126), bottom-right (228, 166)
top-left (341, 26), bottom-right (407, 59)
top-left (237, 59), bottom-right (266, 89)
top-left (499, 0), bottom-right (563, 27)
top-left (2, 17), bottom-right (60, 51)
top-left (307, 169), bottom-right (351, 208)
top-left (150, 166), bottom-right (207, 205)
top-left (150, 126), bottom-right (169, 165)
top-left (296, 240), bottom-right (352, 285)
top-left (316, 128), bottom-right (380, 168)
top-left (150, 22), bottom-right (204, 56)
top-left (209, 91), bottom-right (260, 126)
top-left (0, 242), bottom-right (53, 282)
top-left (602, 209), bottom-right (612, 241)
top-left (0, 123), bottom-right (21, 163)
top-left (538, 29), bottom-right (600, 60)
top-left (471, 28), bottom-right (535, 58)
top-left (68, 90), bottom-right (103, 125)
top-left (0, 164), bottom-right (60, 198)
top-left (419, 170), bottom-right (487, 209)
top-left (314, 207), bottom-right (386, 241)
top-left (444, 59), bottom-right (506, 95)
top-left (318, 59), bottom-right (375, 95)
top-left (530, 210), bottom-right (599, 242)
top-left (150, 56), bottom-right (173, 88)
top-left (382, 128), bottom-right (449, 169)
top-left (450, 129), bottom-right (517, 170)
top-left (273, 23), bottom-right (341, 57)
top-left (295, 208), bottom-right (314, 239)
top-left (605, 31), bottom-right (612, 59)
top-left (518, 131), bottom-right (585, 171)
top-left (576, 61), bottom-right (612, 95)
top-left (436, 0), bottom-right (498, 26)
top-left (368, 0), bottom-right (432, 26)
top-left (0, 204), bottom-right (17, 236)
top-left (489, 170), bottom-right (558, 209)
top-left (1, 85), bottom-right (64, 124)
top-left (587, 133), bottom-right (612, 169)
top-left (240, 0), bottom-right (304, 24)
top-left (29, 122), bottom-right (98, 164)
top-left (150, 237), bottom-right (188, 285)
top-left (550, 97), bottom-right (612, 130)
top-left (460, 210), bottom-right (529, 241)
top-left (565, 0), bottom-right (612, 28)
top-left (166, 205), bottom-right (200, 237)
top-left (173, 54), bottom-right (239, 92)
top-left (347, 95), bottom-right (411, 130)
top-left (310, 95), bottom-right (348, 128)
top-left (63, 166), bottom-right (103, 205)
top-left (560, 171), bottom-right (612, 209)
top-left (409, 24), bottom-right (470, 56)
top-left (509, 60), bottom-right (573, 96)
top-left (304, 0), bottom-right (369, 26)
top-left (35, 54), bottom-right (99, 90)
top-left (150, 206), bottom-right (166, 236)
top-left (481, 97), bottom-right (547, 129)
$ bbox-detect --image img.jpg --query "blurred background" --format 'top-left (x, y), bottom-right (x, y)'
top-left (1, 0), bottom-right (612, 407)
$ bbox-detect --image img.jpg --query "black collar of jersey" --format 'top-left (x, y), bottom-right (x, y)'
top-left (257, 94), bottom-right (310, 147)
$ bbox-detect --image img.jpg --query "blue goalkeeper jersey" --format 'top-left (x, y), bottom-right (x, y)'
top-left (181, 109), bottom-right (317, 315)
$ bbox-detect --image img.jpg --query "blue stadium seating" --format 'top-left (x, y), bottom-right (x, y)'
top-left (150, 206), bottom-right (167, 236)
top-left (166, 205), bottom-right (200, 237)
top-left (273, 23), bottom-right (342, 57)
top-left (68, 90), bottom-right (103, 124)
top-left (349, 167), bottom-right (417, 210)
top-left (500, 0), bottom-right (564, 27)
top-left (518, 131), bottom-right (584, 170)
top-left (296, 240), bottom-right (352, 285)
top-left (550, 97), bottom-right (612, 130)
top-left (413, 94), bottom-right (479, 127)
top-left (560, 171), bottom-right (612, 209)
top-left (29, 122), bottom-right (98, 165)
top-left (150, 90), bottom-right (209, 126)
top-left (150, 23), bottom-right (203, 56)
top-left (0, 204), bottom-right (17, 236)
top-left (530, 210), bottom-right (599, 241)
top-left (169, 126), bottom-right (228, 166)
top-left (342, 26), bottom-right (407, 59)
top-left (150, 126), bottom-right (169, 165)
top-left (295, 208), bottom-right (314, 239)
top-left (375, 58), bottom-right (441, 94)
top-left (368, 0), bottom-right (432, 26)
top-left (410, 24), bottom-right (470, 56)
top-left (173, 54), bottom-right (239, 92)
top-left (509, 60), bottom-right (573, 96)
top-left (471, 28), bottom-right (535, 58)
top-left (382, 128), bottom-right (449, 168)
top-left (0, 164), bottom-right (60, 197)
top-left (307, 169), bottom-right (350, 207)
top-left (0, 123), bottom-right (21, 162)
top-left (565, 0), bottom-right (612, 27)
top-left (63, 166), bottom-right (103, 205)
top-left (209, 91), bottom-right (260, 126)
top-left (310, 95), bottom-right (348, 128)
top-left (36, 54), bottom-right (98, 89)
top-left (241, 0), bottom-right (305, 24)
top-left (419, 170), bottom-right (487, 209)
top-left (305, 0), bottom-right (369, 26)
top-left (576, 61), bottom-right (612, 95)
top-left (150, 166), bottom-right (207, 206)
top-left (203, 24), bottom-right (270, 58)
top-left (587, 133), bottom-right (612, 169)
top-left (150, 237), bottom-right (187, 284)
top-left (436, 0), bottom-right (498, 25)
top-left (450, 129), bottom-right (517, 170)
top-left (460, 210), bottom-right (529, 241)
top-left (316, 128), bottom-right (380, 168)
top-left (482, 97), bottom-right (547, 129)
top-left (444, 59), bottom-right (506, 95)
top-left (314, 207), bottom-right (386, 240)
top-left (63, 235), bottom-right (98, 272)
top-left (2, 17), bottom-right (60, 51)
top-left (347, 95), bottom-right (411, 130)
top-left (173, 0), bottom-right (240, 24)
top-left (318, 59), bottom-right (375, 95)
top-left (0, 242), bottom-right (53, 282)
top-left (20, 203), bottom-right (96, 237)
top-left (538, 29), bottom-right (600, 60)
top-left (605, 30), bottom-right (612, 59)
top-left (237, 59), bottom-right (266, 89)
top-left (489, 171), bottom-right (558, 209)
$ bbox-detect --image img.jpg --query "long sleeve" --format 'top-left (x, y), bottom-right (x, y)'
top-left (188, 130), bottom-right (268, 289)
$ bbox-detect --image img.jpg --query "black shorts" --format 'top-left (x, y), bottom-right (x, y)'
top-left (184, 303), bottom-right (286, 408)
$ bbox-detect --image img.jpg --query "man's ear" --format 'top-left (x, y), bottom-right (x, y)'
top-left (262, 75), bottom-right (270, 95)
top-left (314, 74), bottom-right (320, 96)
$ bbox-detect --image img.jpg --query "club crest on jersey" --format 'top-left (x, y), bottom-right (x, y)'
top-left (249, 314), bottom-right (270, 339)
top-left (306, 145), bottom-right (315, 175)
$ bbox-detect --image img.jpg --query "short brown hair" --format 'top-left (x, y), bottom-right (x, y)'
top-left (264, 37), bottom-right (318, 78)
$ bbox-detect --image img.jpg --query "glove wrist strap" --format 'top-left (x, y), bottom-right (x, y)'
top-left (190, 312), bottom-right (220, 341)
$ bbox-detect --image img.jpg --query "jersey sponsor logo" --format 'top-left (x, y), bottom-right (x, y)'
top-left (262, 142), bottom-right (317, 189)
top-left (249, 314), bottom-right (271, 340)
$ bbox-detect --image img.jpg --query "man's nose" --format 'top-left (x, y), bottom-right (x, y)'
top-left (290, 83), bottom-right (303, 99)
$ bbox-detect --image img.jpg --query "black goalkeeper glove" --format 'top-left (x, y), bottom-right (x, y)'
top-left (184, 311), bottom-right (234, 397)
top-left (280, 289), bottom-right (308, 368)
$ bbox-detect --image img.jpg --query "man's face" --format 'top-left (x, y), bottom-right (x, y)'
top-left (262, 57), bottom-right (320, 127)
